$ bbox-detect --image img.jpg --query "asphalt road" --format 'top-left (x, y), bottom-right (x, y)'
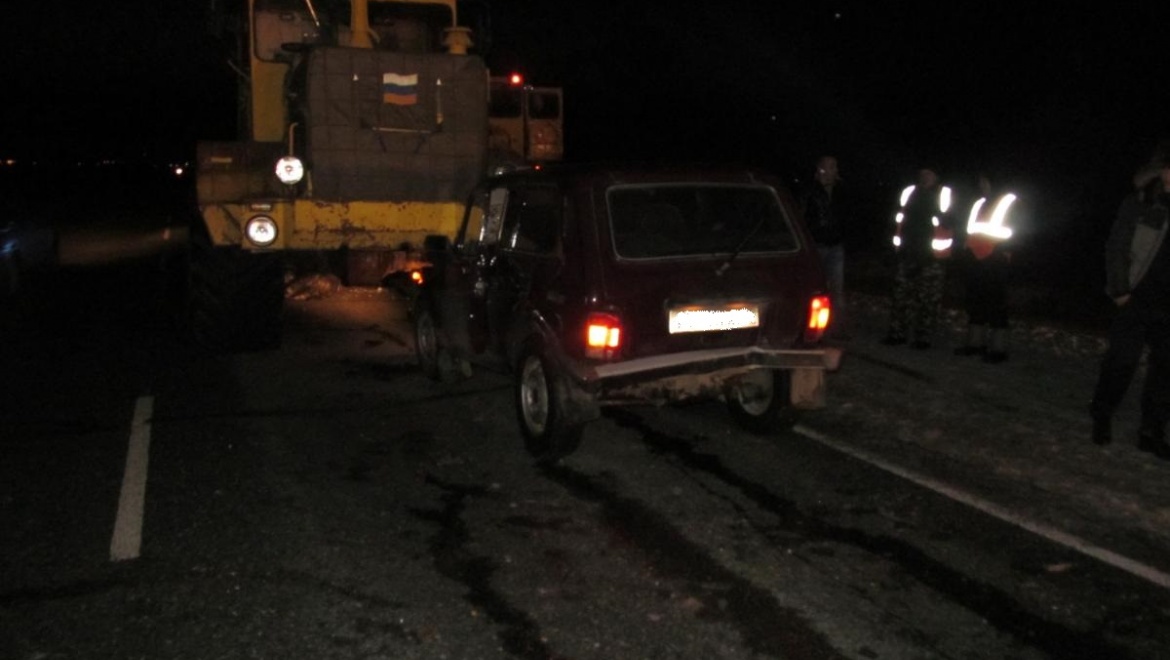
top-left (2, 255), bottom-right (1169, 660)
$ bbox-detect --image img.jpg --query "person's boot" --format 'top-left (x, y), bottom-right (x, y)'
top-left (953, 324), bottom-right (987, 356)
top-left (1090, 404), bottom-right (1112, 446)
top-left (983, 327), bottom-right (1009, 363)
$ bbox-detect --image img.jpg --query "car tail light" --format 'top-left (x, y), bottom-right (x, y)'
top-left (803, 295), bottom-right (831, 343)
top-left (585, 312), bottom-right (622, 360)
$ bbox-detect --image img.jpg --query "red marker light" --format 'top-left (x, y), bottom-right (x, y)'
top-left (803, 295), bottom-right (831, 342)
top-left (585, 312), bottom-right (622, 359)
top-left (509, 73), bottom-right (523, 86)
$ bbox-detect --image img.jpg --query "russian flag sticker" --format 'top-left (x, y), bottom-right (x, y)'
top-left (382, 72), bottom-right (419, 105)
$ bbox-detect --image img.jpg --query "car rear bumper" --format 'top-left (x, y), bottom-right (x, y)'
top-left (570, 345), bottom-right (843, 408)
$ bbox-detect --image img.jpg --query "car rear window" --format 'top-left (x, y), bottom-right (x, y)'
top-left (607, 184), bottom-right (799, 259)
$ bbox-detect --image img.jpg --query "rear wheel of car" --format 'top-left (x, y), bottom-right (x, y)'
top-left (516, 346), bottom-right (584, 463)
top-left (727, 369), bottom-right (798, 435)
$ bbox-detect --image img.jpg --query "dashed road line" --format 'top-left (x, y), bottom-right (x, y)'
top-left (110, 395), bottom-right (154, 562)
top-left (796, 424), bottom-right (1170, 590)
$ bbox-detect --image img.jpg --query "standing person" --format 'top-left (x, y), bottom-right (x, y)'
top-left (953, 174), bottom-right (1017, 362)
top-left (1090, 156), bottom-right (1170, 458)
top-left (884, 165), bottom-right (954, 349)
top-left (802, 155), bottom-right (847, 337)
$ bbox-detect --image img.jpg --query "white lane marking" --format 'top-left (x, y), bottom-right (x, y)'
top-left (110, 396), bottom-right (154, 562)
top-left (795, 424), bottom-right (1170, 590)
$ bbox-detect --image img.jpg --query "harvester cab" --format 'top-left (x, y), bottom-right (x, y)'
top-left (488, 74), bottom-right (564, 168)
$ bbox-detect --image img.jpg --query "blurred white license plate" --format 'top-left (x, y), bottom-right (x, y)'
top-left (669, 305), bottom-right (760, 334)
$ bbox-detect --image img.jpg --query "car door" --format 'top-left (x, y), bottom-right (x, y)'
top-left (484, 182), bottom-right (565, 354)
top-left (432, 183), bottom-right (510, 356)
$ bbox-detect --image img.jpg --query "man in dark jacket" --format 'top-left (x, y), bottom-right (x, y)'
top-left (802, 155), bottom-right (846, 336)
top-left (1090, 158), bottom-right (1170, 458)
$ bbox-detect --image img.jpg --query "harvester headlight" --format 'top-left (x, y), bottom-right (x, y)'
top-left (245, 215), bottom-right (279, 247)
top-left (275, 156), bottom-right (304, 185)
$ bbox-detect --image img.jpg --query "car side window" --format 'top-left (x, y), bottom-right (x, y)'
top-left (500, 185), bottom-right (562, 254)
top-left (459, 187), bottom-right (509, 251)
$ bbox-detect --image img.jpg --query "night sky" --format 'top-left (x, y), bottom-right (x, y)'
top-left (4, 1), bottom-right (1170, 232)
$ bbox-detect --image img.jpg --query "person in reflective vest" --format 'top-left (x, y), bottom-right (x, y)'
top-left (884, 165), bottom-right (954, 349)
top-left (953, 175), bottom-right (1017, 362)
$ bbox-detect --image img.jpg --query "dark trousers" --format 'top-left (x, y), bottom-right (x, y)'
top-left (1092, 301), bottom-right (1170, 437)
top-left (962, 255), bottom-right (1010, 328)
top-left (888, 260), bottom-right (944, 341)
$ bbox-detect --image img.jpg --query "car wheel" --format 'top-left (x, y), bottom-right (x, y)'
top-left (516, 346), bottom-right (584, 463)
top-left (414, 304), bottom-right (441, 379)
top-left (727, 369), bottom-right (798, 435)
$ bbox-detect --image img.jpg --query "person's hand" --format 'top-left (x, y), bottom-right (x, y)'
top-left (1114, 294), bottom-right (1132, 307)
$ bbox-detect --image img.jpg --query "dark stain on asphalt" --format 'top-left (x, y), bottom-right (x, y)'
top-left (541, 462), bottom-right (848, 660)
top-left (503, 515), bottom-right (573, 532)
top-left (605, 408), bottom-right (1135, 660)
top-left (410, 473), bottom-right (567, 660)
top-left (345, 358), bottom-right (418, 380)
top-left (846, 349), bottom-right (934, 382)
top-left (0, 575), bottom-right (129, 604)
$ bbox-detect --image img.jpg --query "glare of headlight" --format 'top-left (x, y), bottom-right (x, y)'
top-left (275, 156), bottom-right (304, 185)
top-left (245, 216), bottom-right (279, 247)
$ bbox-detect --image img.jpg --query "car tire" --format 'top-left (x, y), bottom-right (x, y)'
top-left (414, 303), bottom-right (442, 380)
top-left (516, 345), bottom-right (584, 463)
top-left (727, 369), bottom-right (798, 435)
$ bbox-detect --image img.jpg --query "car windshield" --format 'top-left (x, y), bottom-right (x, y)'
top-left (608, 184), bottom-right (798, 259)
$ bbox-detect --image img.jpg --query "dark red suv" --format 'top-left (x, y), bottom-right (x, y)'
top-left (413, 164), bottom-right (841, 461)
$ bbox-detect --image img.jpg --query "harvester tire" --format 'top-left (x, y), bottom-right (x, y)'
top-left (187, 230), bottom-right (283, 353)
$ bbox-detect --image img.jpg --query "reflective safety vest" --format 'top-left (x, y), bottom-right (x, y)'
top-left (965, 193), bottom-right (1017, 260)
top-left (893, 184), bottom-right (954, 258)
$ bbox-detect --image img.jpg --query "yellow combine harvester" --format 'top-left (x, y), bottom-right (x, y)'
top-left (192, 0), bottom-right (488, 350)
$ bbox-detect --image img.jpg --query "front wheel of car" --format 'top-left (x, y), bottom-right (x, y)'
top-left (727, 369), bottom-right (798, 435)
top-left (414, 304), bottom-right (441, 380)
top-left (516, 346), bottom-right (584, 463)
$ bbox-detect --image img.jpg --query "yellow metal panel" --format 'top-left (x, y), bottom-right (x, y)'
top-left (201, 199), bottom-right (465, 250)
top-left (201, 204), bottom-right (244, 245)
top-left (251, 61), bottom-right (288, 142)
top-left (288, 200), bottom-right (465, 249)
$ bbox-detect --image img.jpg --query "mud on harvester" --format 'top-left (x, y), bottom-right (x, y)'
top-left (191, 0), bottom-right (490, 350)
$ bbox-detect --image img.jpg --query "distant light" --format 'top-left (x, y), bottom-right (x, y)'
top-left (173, 166), bottom-right (185, 177)
top-left (509, 72), bottom-right (523, 86)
